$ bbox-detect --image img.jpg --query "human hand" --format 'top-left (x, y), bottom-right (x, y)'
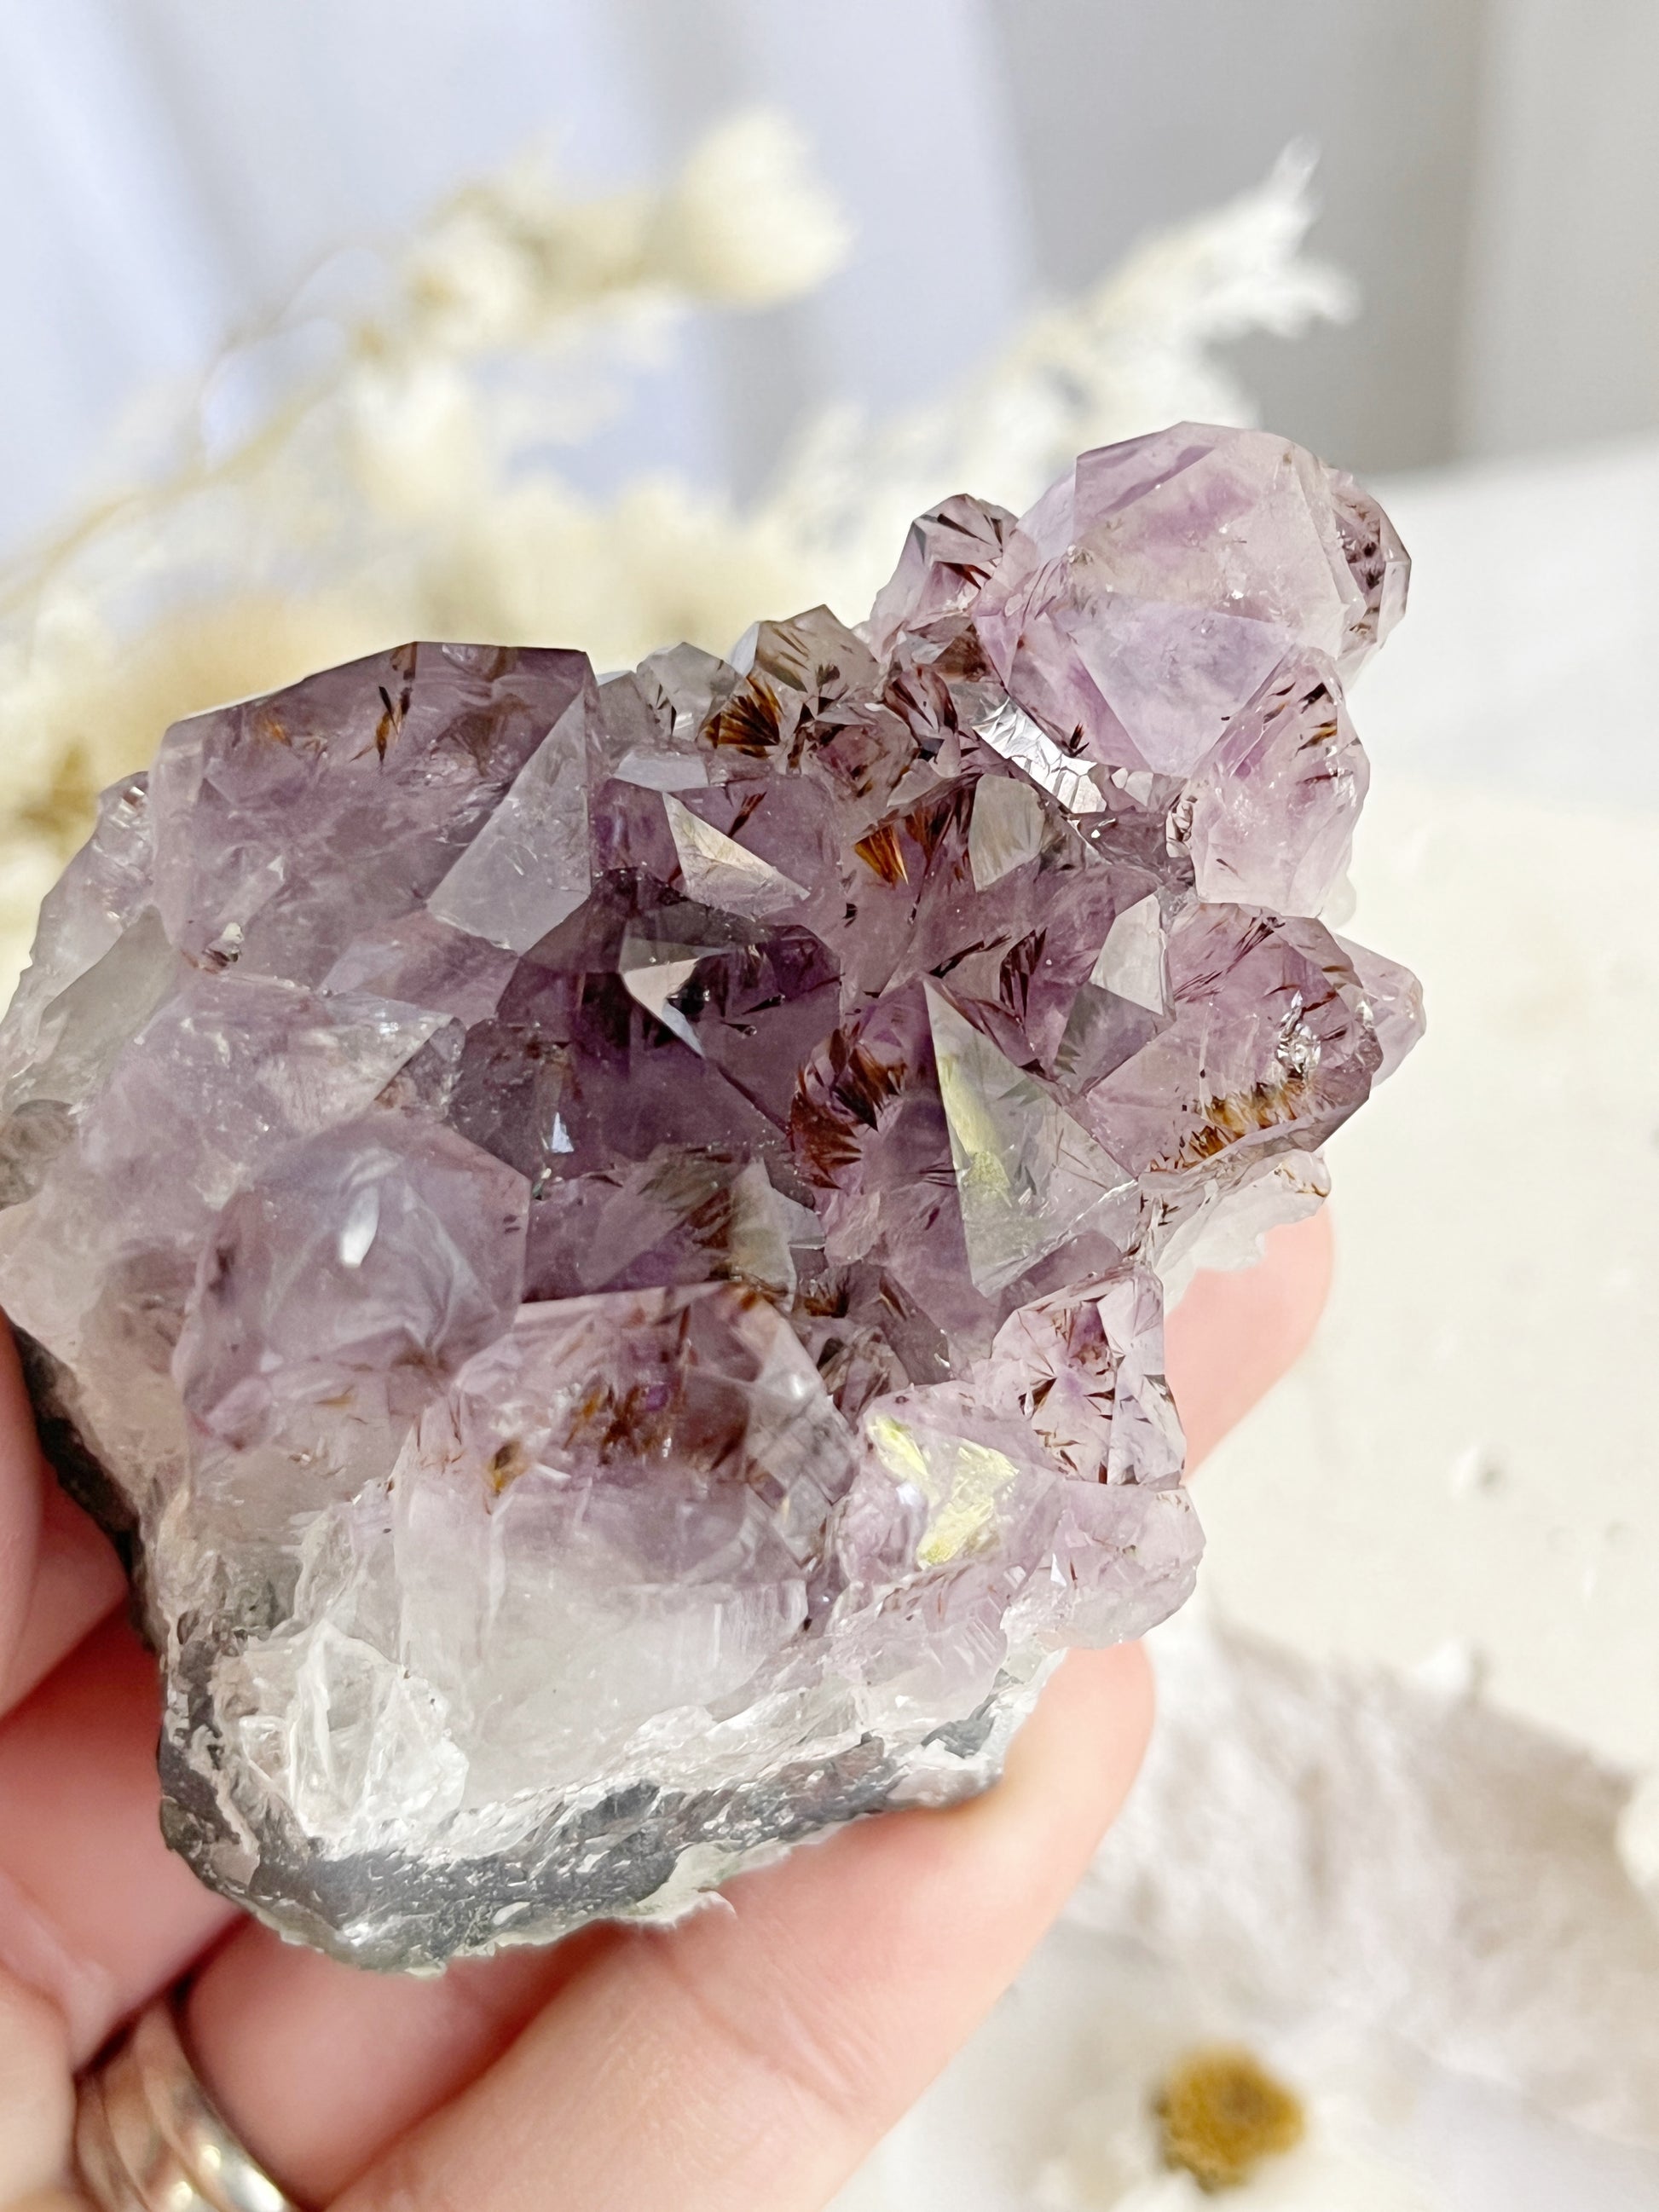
top-left (0, 1213), bottom-right (1329, 2212)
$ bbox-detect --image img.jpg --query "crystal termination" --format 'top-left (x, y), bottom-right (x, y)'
top-left (0, 426), bottom-right (1420, 1967)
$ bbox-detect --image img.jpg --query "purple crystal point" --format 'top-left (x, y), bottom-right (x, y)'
top-left (1173, 652), bottom-right (1367, 917)
top-left (974, 423), bottom-right (1405, 776)
top-left (0, 426), bottom-right (1420, 1967)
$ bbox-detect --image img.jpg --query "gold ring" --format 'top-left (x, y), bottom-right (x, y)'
top-left (73, 1997), bottom-right (296, 2212)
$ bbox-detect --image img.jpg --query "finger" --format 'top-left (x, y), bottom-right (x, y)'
top-left (0, 1615), bottom-right (237, 2065)
top-left (344, 1644), bottom-right (1151, 2212)
top-left (0, 1964), bottom-right (75, 2202)
top-left (1165, 1209), bottom-right (1332, 1469)
top-left (187, 1923), bottom-right (621, 2206)
top-left (187, 1642), bottom-right (1148, 2212)
top-left (0, 1208), bottom-right (1319, 2096)
top-left (0, 1319), bottom-right (129, 1720)
top-left (0, 1322), bottom-right (45, 1693)
top-left (180, 1216), bottom-right (1325, 2203)
top-left (3, 1482), bottom-right (128, 1714)
top-left (0, 1203), bottom-right (1316, 2212)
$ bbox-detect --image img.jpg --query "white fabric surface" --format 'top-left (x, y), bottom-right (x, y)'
top-left (835, 1612), bottom-right (1659, 2209)
top-left (1200, 434), bottom-right (1659, 1773)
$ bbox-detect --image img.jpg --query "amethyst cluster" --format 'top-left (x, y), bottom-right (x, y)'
top-left (0, 425), bottom-right (1419, 1966)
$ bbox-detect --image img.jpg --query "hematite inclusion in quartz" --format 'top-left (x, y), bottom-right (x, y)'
top-left (0, 425), bottom-right (1420, 1968)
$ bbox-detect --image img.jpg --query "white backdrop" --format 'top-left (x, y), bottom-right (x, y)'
top-left (3, 0), bottom-right (1658, 550)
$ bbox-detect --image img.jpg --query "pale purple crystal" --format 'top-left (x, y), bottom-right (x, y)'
top-left (1173, 653), bottom-right (1367, 917)
top-left (0, 424), bottom-right (1420, 1967)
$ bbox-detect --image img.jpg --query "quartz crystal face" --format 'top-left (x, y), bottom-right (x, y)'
top-left (0, 424), bottom-right (1421, 1968)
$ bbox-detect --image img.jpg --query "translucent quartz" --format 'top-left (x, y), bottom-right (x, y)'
top-left (0, 424), bottom-right (1419, 1967)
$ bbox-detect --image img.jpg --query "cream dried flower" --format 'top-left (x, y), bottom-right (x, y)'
top-left (644, 108), bottom-right (853, 304)
top-left (404, 110), bottom-right (849, 347)
top-left (766, 141), bottom-right (1355, 617)
top-left (0, 129), bottom-right (1349, 999)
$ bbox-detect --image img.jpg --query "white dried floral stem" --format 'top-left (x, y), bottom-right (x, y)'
top-left (0, 139), bottom-right (1345, 1000)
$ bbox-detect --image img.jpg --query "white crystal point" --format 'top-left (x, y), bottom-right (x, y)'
top-left (1090, 893), bottom-right (1167, 1014)
top-left (925, 984), bottom-right (1136, 1296)
top-left (619, 944), bottom-right (705, 1053)
top-left (725, 1160), bottom-right (799, 1297)
top-left (968, 774), bottom-right (1046, 891)
top-left (663, 793), bottom-right (807, 915)
top-left (428, 691), bottom-right (593, 951)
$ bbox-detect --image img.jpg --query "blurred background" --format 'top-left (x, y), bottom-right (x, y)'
top-left (3, 3), bottom-right (1657, 2208)
top-left (4, 0), bottom-right (1659, 541)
